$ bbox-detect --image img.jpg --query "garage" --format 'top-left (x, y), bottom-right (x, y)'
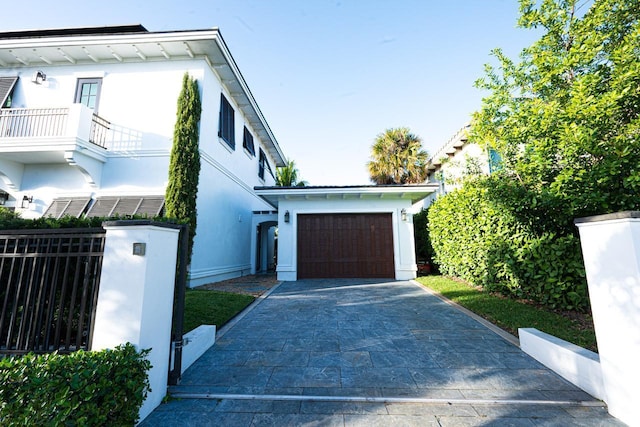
top-left (254, 185), bottom-right (438, 281)
top-left (297, 213), bottom-right (395, 279)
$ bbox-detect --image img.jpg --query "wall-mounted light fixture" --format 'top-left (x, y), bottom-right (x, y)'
top-left (21, 195), bottom-right (33, 209)
top-left (0, 190), bottom-right (9, 206)
top-left (31, 70), bottom-right (46, 84)
top-left (284, 211), bottom-right (290, 223)
top-left (401, 208), bottom-right (407, 222)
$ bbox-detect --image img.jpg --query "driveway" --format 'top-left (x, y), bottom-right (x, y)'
top-left (141, 279), bottom-right (622, 426)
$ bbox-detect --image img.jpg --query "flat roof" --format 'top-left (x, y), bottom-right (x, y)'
top-left (254, 184), bottom-right (439, 208)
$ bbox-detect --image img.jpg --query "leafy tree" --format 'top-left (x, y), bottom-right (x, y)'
top-left (276, 159), bottom-right (307, 186)
top-left (165, 73), bottom-right (202, 262)
top-left (472, 0), bottom-right (640, 217)
top-left (367, 127), bottom-right (429, 184)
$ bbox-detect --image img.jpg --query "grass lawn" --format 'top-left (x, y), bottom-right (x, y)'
top-left (416, 275), bottom-right (597, 352)
top-left (183, 289), bottom-right (255, 334)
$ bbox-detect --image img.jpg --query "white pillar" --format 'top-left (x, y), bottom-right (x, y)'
top-left (92, 221), bottom-right (181, 423)
top-left (575, 212), bottom-right (640, 427)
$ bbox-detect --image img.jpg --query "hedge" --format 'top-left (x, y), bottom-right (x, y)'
top-left (0, 343), bottom-right (151, 426)
top-left (0, 207), bottom-right (184, 230)
top-left (427, 176), bottom-right (588, 311)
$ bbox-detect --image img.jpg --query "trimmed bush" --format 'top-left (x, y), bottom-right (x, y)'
top-left (427, 175), bottom-right (588, 311)
top-left (0, 343), bottom-right (151, 426)
top-left (0, 212), bottom-right (184, 231)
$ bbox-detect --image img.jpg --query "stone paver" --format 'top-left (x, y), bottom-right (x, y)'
top-left (141, 279), bottom-right (624, 426)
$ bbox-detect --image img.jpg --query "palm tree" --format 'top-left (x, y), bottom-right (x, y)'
top-left (367, 127), bottom-right (428, 184)
top-left (276, 159), bottom-right (307, 186)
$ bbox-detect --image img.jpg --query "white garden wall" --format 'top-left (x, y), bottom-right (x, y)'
top-left (91, 221), bottom-right (182, 423)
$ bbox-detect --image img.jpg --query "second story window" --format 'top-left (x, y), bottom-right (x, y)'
top-left (218, 94), bottom-right (235, 149)
top-left (259, 148), bottom-right (273, 181)
top-left (75, 78), bottom-right (102, 111)
top-left (243, 126), bottom-right (255, 156)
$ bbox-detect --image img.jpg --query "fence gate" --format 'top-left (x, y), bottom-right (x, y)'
top-left (168, 224), bottom-right (189, 385)
top-left (0, 228), bottom-right (105, 355)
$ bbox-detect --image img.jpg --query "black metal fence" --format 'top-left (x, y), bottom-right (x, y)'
top-left (0, 228), bottom-right (105, 355)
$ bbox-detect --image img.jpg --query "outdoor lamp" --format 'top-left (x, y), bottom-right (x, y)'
top-left (401, 209), bottom-right (407, 222)
top-left (0, 191), bottom-right (8, 206)
top-left (284, 211), bottom-right (290, 223)
top-left (31, 70), bottom-right (46, 84)
top-left (21, 195), bottom-right (33, 209)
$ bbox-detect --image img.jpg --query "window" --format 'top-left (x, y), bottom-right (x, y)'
top-left (74, 78), bottom-right (102, 111)
top-left (86, 196), bottom-right (164, 217)
top-left (259, 148), bottom-right (273, 181)
top-left (242, 126), bottom-right (255, 156)
top-left (488, 148), bottom-right (502, 174)
top-left (0, 76), bottom-right (18, 108)
top-left (43, 198), bottom-right (91, 219)
top-left (218, 94), bottom-right (235, 149)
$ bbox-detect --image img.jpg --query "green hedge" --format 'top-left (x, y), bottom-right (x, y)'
top-left (427, 176), bottom-right (588, 311)
top-left (0, 343), bottom-right (151, 426)
top-left (0, 207), bottom-right (183, 230)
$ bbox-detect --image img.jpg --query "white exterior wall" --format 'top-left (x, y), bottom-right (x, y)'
top-left (92, 223), bottom-right (180, 423)
top-left (276, 198), bottom-right (418, 281)
top-left (575, 214), bottom-right (640, 426)
top-left (1, 58), bottom-right (278, 286)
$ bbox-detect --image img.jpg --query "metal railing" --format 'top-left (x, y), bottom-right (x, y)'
top-left (90, 113), bottom-right (110, 148)
top-left (0, 107), bottom-right (69, 138)
top-left (0, 107), bottom-right (110, 149)
top-left (0, 228), bottom-right (106, 355)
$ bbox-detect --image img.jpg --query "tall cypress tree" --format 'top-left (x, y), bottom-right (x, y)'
top-left (165, 73), bottom-right (202, 262)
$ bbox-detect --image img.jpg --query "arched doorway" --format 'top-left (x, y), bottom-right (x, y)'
top-left (250, 211), bottom-right (278, 275)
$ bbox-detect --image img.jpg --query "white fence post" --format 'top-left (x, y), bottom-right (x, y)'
top-left (575, 211), bottom-right (640, 427)
top-left (91, 220), bottom-right (181, 423)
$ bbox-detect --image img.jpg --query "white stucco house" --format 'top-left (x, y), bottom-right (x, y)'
top-left (0, 25), bottom-right (285, 286)
top-left (423, 123), bottom-right (500, 207)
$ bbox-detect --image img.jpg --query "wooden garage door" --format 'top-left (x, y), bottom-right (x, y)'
top-left (297, 213), bottom-right (395, 279)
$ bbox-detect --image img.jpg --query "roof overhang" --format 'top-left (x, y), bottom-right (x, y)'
top-left (254, 184), bottom-right (439, 209)
top-left (0, 26), bottom-right (286, 166)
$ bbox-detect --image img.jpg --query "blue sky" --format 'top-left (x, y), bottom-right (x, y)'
top-left (5, 0), bottom-right (540, 185)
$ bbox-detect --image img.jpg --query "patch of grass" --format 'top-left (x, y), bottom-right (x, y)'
top-left (416, 275), bottom-right (597, 352)
top-left (183, 290), bottom-right (255, 333)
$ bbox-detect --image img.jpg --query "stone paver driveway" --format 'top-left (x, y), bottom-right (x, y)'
top-left (141, 279), bottom-right (623, 426)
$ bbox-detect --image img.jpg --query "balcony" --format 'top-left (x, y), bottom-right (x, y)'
top-left (0, 104), bottom-right (109, 188)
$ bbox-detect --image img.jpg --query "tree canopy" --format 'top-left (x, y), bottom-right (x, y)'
top-left (472, 0), bottom-right (640, 216)
top-left (367, 127), bottom-right (429, 184)
top-left (276, 159), bottom-right (307, 187)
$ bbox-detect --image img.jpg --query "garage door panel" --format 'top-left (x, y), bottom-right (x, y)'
top-left (297, 213), bottom-right (394, 279)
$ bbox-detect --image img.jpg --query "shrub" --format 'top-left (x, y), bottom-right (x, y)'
top-left (0, 213), bottom-right (183, 231)
top-left (427, 175), bottom-right (588, 311)
top-left (0, 343), bottom-right (151, 426)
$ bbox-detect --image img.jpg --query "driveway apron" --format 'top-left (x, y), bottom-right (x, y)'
top-left (142, 279), bottom-right (623, 426)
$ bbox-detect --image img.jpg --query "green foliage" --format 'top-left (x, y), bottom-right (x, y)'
top-left (428, 176), bottom-right (588, 311)
top-left (0, 213), bottom-right (184, 231)
top-left (165, 73), bottom-right (202, 262)
top-left (183, 290), bottom-right (255, 333)
top-left (0, 343), bottom-right (151, 426)
top-left (426, 0), bottom-right (639, 312)
top-left (472, 0), bottom-right (640, 217)
top-left (412, 208), bottom-right (436, 268)
top-left (276, 159), bottom-right (307, 186)
top-left (367, 127), bottom-right (429, 184)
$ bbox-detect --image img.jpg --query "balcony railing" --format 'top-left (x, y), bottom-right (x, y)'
top-left (0, 106), bottom-right (110, 149)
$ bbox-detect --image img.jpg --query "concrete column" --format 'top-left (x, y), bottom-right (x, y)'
top-left (92, 220), bottom-right (181, 423)
top-left (575, 211), bottom-right (640, 426)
